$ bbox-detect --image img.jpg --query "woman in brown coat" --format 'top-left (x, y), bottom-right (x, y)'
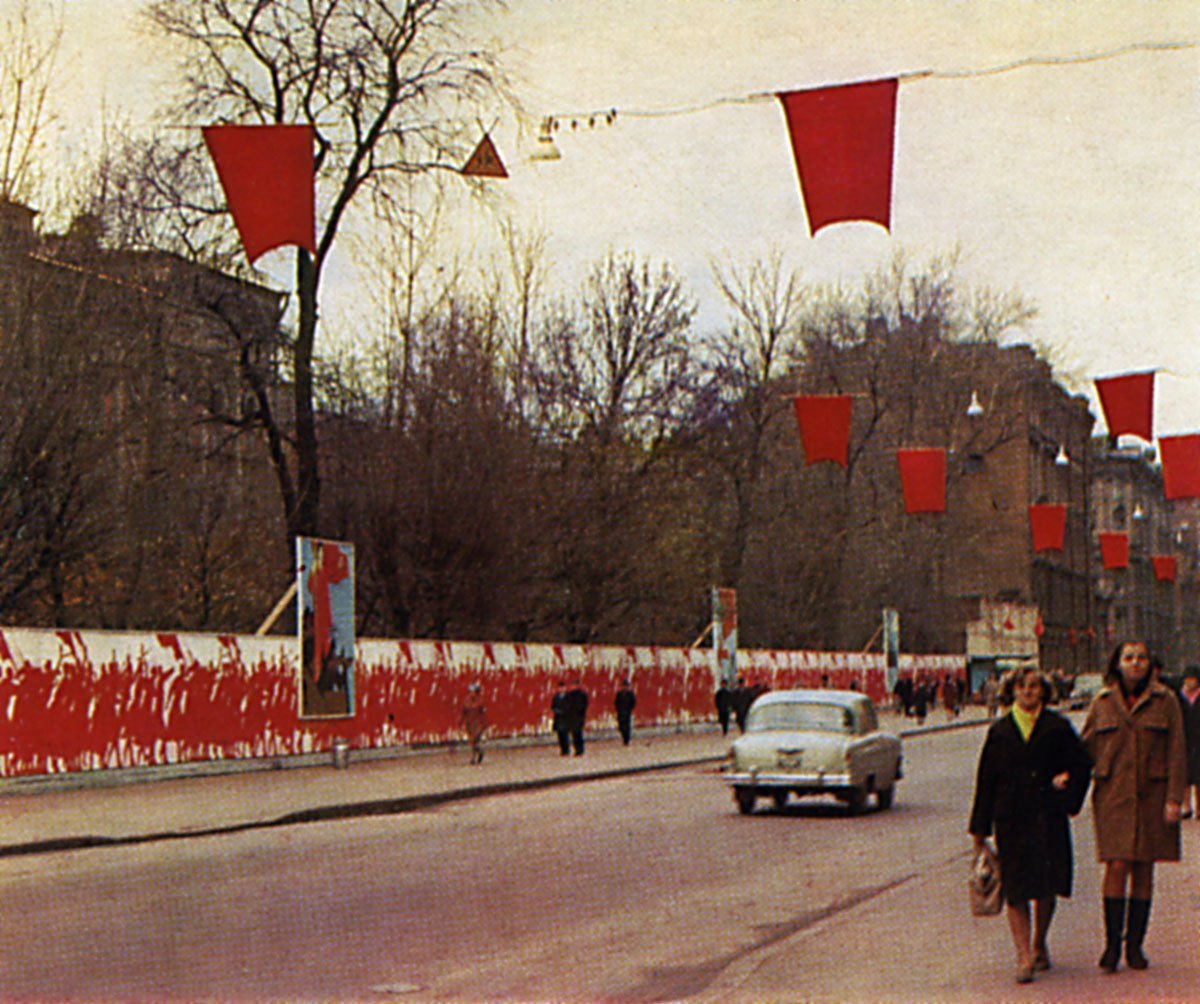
top-left (1082, 640), bottom-right (1187, 973)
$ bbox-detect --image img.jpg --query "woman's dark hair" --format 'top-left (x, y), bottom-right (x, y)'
top-left (1106, 640), bottom-right (1150, 682)
top-left (998, 665), bottom-right (1051, 705)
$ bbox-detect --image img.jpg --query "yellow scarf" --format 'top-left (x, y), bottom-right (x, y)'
top-left (1011, 704), bottom-right (1039, 741)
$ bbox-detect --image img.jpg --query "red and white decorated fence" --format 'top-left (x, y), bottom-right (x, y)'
top-left (0, 626), bottom-right (963, 778)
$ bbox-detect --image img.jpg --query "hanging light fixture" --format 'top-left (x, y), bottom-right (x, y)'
top-left (530, 119), bottom-right (561, 162)
top-left (1054, 445), bottom-right (1070, 467)
top-left (966, 391), bottom-right (984, 418)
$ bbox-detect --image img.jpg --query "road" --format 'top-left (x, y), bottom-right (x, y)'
top-left (1, 721), bottom-right (1197, 1003)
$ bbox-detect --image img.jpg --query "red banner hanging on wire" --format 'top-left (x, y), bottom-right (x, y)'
top-left (897, 448), bottom-right (945, 513)
top-left (776, 78), bottom-right (898, 236)
top-left (203, 124), bottom-right (316, 264)
top-left (791, 394), bottom-right (853, 466)
top-left (1094, 371), bottom-right (1154, 443)
top-left (1158, 434), bottom-right (1200, 500)
top-left (1099, 532), bottom-right (1129, 570)
top-left (1029, 503), bottom-right (1067, 552)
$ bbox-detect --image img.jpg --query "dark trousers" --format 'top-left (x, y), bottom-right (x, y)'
top-left (570, 728), bottom-right (585, 755)
top-left (617, 714), bottom-right (632, 745)
top-left (556, 729), bottom-right (571, 755)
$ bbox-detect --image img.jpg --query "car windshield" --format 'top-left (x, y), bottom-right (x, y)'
top-left (747, 702), bottom-right (853, 734)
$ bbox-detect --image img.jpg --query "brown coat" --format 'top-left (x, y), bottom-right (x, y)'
top-left (1081, 680), bottom-right (1187, 862)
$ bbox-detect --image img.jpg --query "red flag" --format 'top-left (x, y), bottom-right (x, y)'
top-left (1028, 504), bottom-right (1067, 552)
top-left (1099, 532), bottom-right (1129, 570)
top-left (1159, 434), bottom-right (1200, 500)
top-left (203, 124), bottom-right (316, 263)
top-left (1069, 625), bottom-right (1078, 645)
top-left (1152, 555), bottom-right (1177, 582)
top-left (1034, 614), bottom-right (1045, 637)
top-left (461, 134), bottom-right (508, 178)
top-left (897, 448), bottom-right (945, 514)
top-left (791, 394), bottom-right (853, 467)
top-left (776, 78), bottom-right (898, 236)
top-left (1094, 372), bottom-right (1154, 442)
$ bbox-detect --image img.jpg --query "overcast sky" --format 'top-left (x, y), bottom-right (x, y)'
top-left (48, 0), bottom-right (1200, 436)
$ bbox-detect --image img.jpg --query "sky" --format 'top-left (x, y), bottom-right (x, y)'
top-left (41, 0), bottom-right (1200, 436)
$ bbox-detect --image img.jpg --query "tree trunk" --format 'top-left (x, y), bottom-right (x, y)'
top-left (293, 249), bottom-right (320, 540)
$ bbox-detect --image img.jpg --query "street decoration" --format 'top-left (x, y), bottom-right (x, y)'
top-left (1158, 434), bottom-right (1200, 500)
top-left (1028, 503), bottom-right (1067, 552)
top-left (297, 537), bottom-right (356, 718)
top-left (897, 448), bottom-right (946, 513)
top-left (712, 587), bottom-right (738, 687)
top-left (1099, 531), bottom-right (1129, 570)
top-left (1094, 371), bottom-right (1155, 443)
top-left (776, 78), bottom-right (898, 235)
top-left (791, 394), bottom-right (853, 466)
top-left (202, 125), bottom-right (316, 263)
top-left (1152, 555), bottom-right (1177, 582)
top-left (461, 133), bottom-right (508, 178)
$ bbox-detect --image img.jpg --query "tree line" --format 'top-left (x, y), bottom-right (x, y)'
top-left (0, 1), bottom-right (1051, 653)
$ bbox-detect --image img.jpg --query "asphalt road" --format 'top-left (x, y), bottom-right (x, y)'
top-left (1, 721), bottom-right (1196, 1003)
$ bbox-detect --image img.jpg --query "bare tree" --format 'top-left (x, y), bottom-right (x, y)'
top-left (130, 0), bottom-right (504, 544)
top-left (0, 1), bottom-right (60, 204)
top-left (707, 251), bottom-right (808, 591)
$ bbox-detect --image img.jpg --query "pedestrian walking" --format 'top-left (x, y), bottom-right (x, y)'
top-left (460, 683), bottom-right (487, 765)
top-left (1082, 640), bottom-right (1187, 973)
top-left (551, 680), bottom-right (571, 755)
top-left (732, 676), bottom-right (753, 733)
top-left (913, 678), bottom-right (928, 726)
top-left (983, 673), bottom-right (1001, 718)
top-left (563, 677), bottom-right (589, 755)
top-left (943, 674), bottom-right (960, 720)
top-left (969, 666), bottom-right (1092, 984)
top-left (1180, 666), bottom-right (1200, 819)
top-left (715, 681), bottom-right (732, 735)
top-left (614, 678), bottom-right (636, 745)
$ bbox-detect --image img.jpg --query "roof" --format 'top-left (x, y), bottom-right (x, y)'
top-left (750, 689), bottom-right (871, 711)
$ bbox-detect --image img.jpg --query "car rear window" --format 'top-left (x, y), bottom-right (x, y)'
top-left (748, 702), bottom-right (852, 733)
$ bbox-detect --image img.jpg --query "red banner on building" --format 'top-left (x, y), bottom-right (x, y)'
top-left (1152, 555), bottom-right (1177, 582)
top-left (791, 394), bottom-right (853, 466)
top-left (1028, 503), bottom-right (1067, 552)
top-left (1099, 532), bottom-right (1129, 570)
top-left (777, 78), bottom-right (898, 236)
top-left (897, 448), bottom-right (946, 513)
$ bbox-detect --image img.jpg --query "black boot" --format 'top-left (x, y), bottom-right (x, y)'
top-left (1099, 897), bottom-right (1126, 973)
top-left (1126, 898), bottom-right (1151, 970)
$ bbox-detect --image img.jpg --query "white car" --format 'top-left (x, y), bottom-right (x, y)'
top-left (726, 689), bottom-right (902, 815)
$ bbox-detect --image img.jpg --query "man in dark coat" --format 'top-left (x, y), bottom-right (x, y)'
top-left (715, 682), bottom-right (732, 735)
top-left (731, 676), bottom-right (753, 733)
top-left (550, 680), bottom-right (570, 755)
top-left (970, 667), bottom-right (1092, 983)
top-left (563, 678), bottom-right (589, 755)
top-left (1179, 665), bottom-right (1200, 819)
top-left (614, 678), bottom-right (636, 745)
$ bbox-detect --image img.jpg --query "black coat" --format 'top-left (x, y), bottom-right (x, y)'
top-left (614, 687), bottom-right (636, 719)
top-left (1181, 690), bottom-right (1200, 785)
top-left (969, 708), bottom-right (1092, 904)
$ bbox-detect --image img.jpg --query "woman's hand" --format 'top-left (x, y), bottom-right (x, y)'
top-left (971, 833), bottom-right (985, 851)
top-left (1165, 800), bottom-right (1182, 825)
top-left (1051, 771), bottom-right (1070, 790)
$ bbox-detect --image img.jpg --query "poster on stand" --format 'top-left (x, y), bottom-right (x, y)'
top-left (297, 537), bottom-right (355, 718)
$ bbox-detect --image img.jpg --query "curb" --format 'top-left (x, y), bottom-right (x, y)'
top-left (0, 754), bottom-right (723, 860)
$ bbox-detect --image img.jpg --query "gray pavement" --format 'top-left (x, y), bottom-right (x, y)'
top-left (0, 704), bottom-right (990, 859)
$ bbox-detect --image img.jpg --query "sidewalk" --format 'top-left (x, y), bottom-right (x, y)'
top-left (0, 704), bottom-right (989, 859)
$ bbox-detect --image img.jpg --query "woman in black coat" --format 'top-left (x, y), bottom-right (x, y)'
top-left (969, 666), bottom-right (1092, 984)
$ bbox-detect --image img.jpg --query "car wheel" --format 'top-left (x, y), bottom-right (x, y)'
top-left (876, 784), bottom-right (895, 810)
top-left (845, 786), bottom-right (867, 815)
top-left (772, 791), bottom-right (788, 810)
top-left (734, 787), bottom-right (756, 815)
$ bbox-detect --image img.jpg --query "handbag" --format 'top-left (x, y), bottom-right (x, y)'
top-left (968, 841), bottom-right (1002, 917)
